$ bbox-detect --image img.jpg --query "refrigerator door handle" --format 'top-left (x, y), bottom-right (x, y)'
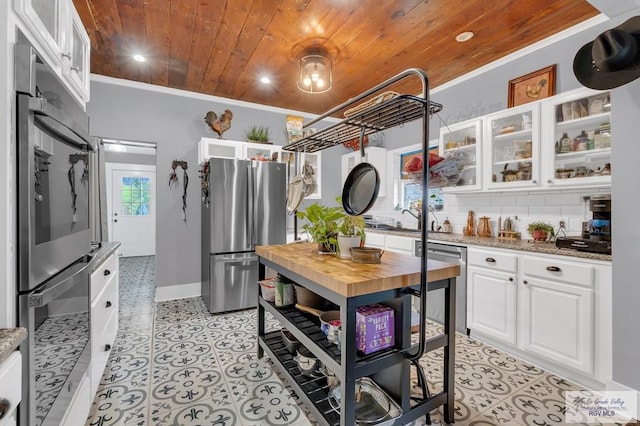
top-left (247, 164), bottom-right (255, 249)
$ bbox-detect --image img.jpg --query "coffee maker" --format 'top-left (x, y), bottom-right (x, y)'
top-left (556, 194), bottom-right (611, 254)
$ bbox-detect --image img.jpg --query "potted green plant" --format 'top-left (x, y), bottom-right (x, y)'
top-left (244, 125), bottom-right (271, 143)
top-left (296, 202), bottom-right (344, 254)
top-left (527, 221), bottom-right (555, 241)
top-left (336, 209), bottom-right (366, 259)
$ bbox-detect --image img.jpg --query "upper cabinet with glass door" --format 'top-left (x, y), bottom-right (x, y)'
top-left (15, 0), bottom-right (91, 104)
top-left (484, 103), bottom-right (541, 190)
top-left (438, 117), bottom-right (482, 192)
top-left (541, 88), bottom-right (611, 188)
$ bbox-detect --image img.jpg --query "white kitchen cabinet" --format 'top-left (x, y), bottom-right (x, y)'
top-left (341, 147), bottom-right (387, 196)
top-left (89, 249), bottom-right (119, 398)
top-left (361, 232), bottom-right (418, 255)
top-left (541, 87), bottom-right (611, 189)
top-left (0, 352), bottom-right (21, 426)
top-left (466, 245), bottom-right (612, 387)
top-left (62, 6), bottom-right (91, 102)
top-left (198, 138), bottom-right (283, 163)
top-left (439, 117), bottom-right (483, 192)
top-left (14, 0), bottom-right (91, 104)
top-left (519, 255), bottom-right (594, 374)
top-left (467, 247), bottom-right (517, 345)
top-left (483, 103), bottom-right (541, 190)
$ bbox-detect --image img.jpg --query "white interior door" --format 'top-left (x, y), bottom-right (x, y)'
top-left (106, 163), bottom-right (156, 257)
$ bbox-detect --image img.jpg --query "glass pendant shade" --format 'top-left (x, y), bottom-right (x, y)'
top-left (297, 54), bottom-right (333, 94)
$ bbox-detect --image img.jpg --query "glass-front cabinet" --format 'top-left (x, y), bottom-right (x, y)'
top-left (438, 117), bottom-right (482, 192)
top-left (15, 0), bottom-right (65, 68)
top-left (541, 88), bottom-right (611, 188)
top-left (483, 103), bottom-right (541, 190)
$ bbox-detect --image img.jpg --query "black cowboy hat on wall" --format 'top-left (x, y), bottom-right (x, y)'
top-left (574, 16), bottom-right (640, 90)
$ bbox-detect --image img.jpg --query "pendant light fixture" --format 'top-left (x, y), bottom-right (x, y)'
top-left (297, 54), bottom-right (333, 94)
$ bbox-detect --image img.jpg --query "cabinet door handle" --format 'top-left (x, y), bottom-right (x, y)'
top-left (0, 398), bottom-right (10, 420)
top-left (106, 301), bottom-right (112, 308)
top-left (104, 344), bottom-right (111, 352)
top-left (104, 269), bottom-right (111, 276)
top-left (62, 52), bottom-right (72, 59)
top-left (532, 180), bottom-right (537, 184)
top-left (547, 179), bottom-right (553, 184)
top-left (546, 266), bottom-right (561, 272)
top-left (71, 66), bottom-right (80, 72)
top-left (508, 277), bottom-right (514, 282)
top-left (523, 280), bottom-right (528, 285)
top-left (485, 257), bottom-right (496, 263)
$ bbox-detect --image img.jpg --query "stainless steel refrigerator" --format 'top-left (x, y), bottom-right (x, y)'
top-left (201, 157), bottom-right (286, 313)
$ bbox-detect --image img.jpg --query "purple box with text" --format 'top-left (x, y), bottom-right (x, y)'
top-left (356, 304), bottom-right (395, 355)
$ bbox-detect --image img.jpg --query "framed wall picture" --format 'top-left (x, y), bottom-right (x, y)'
top-left (508, 65), bottom-right (556, 107)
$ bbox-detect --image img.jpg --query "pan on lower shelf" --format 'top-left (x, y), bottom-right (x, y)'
top-left (327, 377), bottom-right (402, 425)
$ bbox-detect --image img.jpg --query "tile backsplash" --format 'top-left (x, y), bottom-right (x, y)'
top-left (368, 188), bottom-right (611, 240)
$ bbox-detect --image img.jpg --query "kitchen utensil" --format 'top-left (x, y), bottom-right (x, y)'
top-left (280, 328), bottom-right (299, 354)
top-left (327, 377), bottom-right (402, 424)
top-left (477, 216), bottom-right (491, 237)
top-left (295, 304), bottom-right (341, 335)
top-left (319, 364), bottom-right (339, 387)
top-left (294, 346), bottom-right (324, 377)
top-left (350, 247), bottom-right (384, 264)
top-left (342, 128), bottom-right (380, 216)
top-left (293, 284), bottom-right (324, 308)
top-left (503, 217), bottom-right (513, 232)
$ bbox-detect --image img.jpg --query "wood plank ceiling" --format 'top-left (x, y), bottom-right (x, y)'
top-left (73, 0), bottom-right (599, 115)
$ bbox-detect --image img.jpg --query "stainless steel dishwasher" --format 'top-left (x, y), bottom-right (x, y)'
top-left (414, 240), bottom-right (468, 334)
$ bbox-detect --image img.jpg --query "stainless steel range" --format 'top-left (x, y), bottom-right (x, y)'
top-left (15, 30), bottom-right (97, 426)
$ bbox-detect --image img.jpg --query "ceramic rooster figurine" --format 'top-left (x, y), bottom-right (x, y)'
top-left (204, 109), bottom-right (233, 138)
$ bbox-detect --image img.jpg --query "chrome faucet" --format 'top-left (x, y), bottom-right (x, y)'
top-left (401, 208), bottom-right (422, 230)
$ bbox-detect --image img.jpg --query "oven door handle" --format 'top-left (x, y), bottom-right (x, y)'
top-left (28, 256), bottom-right (93, 307)
top-left (29, 97), bottom-right (94, 151)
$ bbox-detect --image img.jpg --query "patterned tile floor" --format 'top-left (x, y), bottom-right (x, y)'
top-left (86, 256), bottom-right (634, 425)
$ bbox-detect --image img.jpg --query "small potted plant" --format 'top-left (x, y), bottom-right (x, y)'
top-left (336, 197), bottom-right (366, 258)
top-left (244, 125), bottom-right (271, 144)
top-left (527, 221), bottom-right (555, 241)
top-left (296, 202), bottom-right (343, 254)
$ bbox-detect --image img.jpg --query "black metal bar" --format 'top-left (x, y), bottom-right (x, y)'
top-left (443, 276), bottom-right (457, 423)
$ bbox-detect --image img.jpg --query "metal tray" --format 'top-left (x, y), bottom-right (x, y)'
top-left (327, 377), bottom-right (402, 425)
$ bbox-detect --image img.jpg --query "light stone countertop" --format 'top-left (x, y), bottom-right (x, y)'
top-left (0, 327), bottom-right (27, 364)
top-left (367, 229), bottom-right (612, 262)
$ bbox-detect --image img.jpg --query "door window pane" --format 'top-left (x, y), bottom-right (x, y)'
top-left (121, 177), bottom-right (151, 216)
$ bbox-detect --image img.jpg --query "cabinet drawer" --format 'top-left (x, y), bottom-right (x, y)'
top-left (468, 248), bottom-right (517, 272)
top-left (385, 235), bottom-right (414, 253)
top-left (365, 233), bottom-right (385, 248)
top-left (91, 273), bottom-right (118, 337)
top-left (0, 352), bottom-right (21, 425)
top-left (522, 256), bottom-right (593, 287)
top-left (91, 253), bottom-right (118, 296)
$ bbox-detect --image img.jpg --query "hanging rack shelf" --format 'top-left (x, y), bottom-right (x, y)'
top-left (283, 94), bottom-right (442, 152)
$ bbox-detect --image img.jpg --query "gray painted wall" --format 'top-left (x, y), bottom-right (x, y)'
top-left (105, 150), bottom-right (156, 165)
top-left (87, 9), bottom-right (640, 392)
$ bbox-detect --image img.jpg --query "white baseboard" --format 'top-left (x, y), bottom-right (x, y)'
top-left (607, 380), bottom-right (639, 393)
top-left (155, 282), bottom-right (201, 302)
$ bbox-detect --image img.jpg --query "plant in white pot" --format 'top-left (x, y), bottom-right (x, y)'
top-left (336, 197), bottom-right (366, 258)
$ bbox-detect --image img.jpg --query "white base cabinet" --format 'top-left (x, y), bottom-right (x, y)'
top-left (0, 352), bottom-right (21, 426)
top-left (363, 232), bottom-right (416, 255)
top-left (467, 245), bottom-right (611, 387)
top-left (467, 248), bottom-right (517, 345)
top-left (89, 249), bottom-right (120, 398)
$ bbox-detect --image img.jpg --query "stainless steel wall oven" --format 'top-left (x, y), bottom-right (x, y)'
top-left (15, 31), bottom-right (97, 426)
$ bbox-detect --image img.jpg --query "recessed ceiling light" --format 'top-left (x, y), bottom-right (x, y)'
top-left (133, 54), bottom-right (146, 62)
top-left (260, 76), bottom-right (271, 84)
top-left (456, 31), bottom-right (474, 42)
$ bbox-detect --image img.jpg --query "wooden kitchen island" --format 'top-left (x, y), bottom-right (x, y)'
top-left (256, 243), bottom-right (460, 426)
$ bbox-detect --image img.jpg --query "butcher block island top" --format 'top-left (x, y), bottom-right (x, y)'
top-left (255, 243), bottom-right (460, 297)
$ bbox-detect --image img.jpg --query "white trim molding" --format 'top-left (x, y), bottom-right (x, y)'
top-left (155, 282), bottom-right (201, 302)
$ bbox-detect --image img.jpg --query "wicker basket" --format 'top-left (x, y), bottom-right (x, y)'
top-left (344, 91), bottom-right (399, 118)
top-left (407, 150), bottom-right (474, 188)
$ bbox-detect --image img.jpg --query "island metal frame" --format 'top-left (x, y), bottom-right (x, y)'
top-left (257, 68), bottom-right (455, 425)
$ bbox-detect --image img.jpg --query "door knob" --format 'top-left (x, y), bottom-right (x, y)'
top-left (114, 219), bottom-right (118, 222)
top-left (104, 269), bottom-right (111, 276)
top-left (105, 344), bottom-right (111, 351)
